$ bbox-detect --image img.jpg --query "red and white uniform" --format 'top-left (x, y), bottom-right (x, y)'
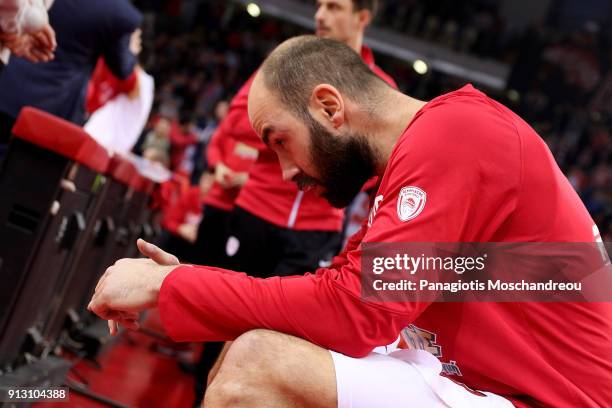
top-left (205, 46), bottom-right (396, 231)
top-left (158, 85), bottom-right (612, 407)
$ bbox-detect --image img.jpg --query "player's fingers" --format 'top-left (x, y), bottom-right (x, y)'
top-left (88, 287), bottom-right (118, 317)
top-left (120, 311), bottom-right (140, 320)
top-left (28, 47), bottom-right (48, 63)
top-left (137, 238), bottom-right (179, 265)
top-left (108, 320), bottom-right (118, 336)
top-left (89, 300), bottom-right (113, 320)
top-left (93, 305), bottom-right (128, 321)
top-left (32, 31), bottom-right (47, 48)
top-left (44, 25), bottom-right (56, 49)
top-left (120, 319), bottom-right (140, 331)
top-left (111, 316), bottom-right (140, 332)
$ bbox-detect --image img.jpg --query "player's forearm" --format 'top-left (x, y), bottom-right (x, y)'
top-left (158, 265), bottom-right (292, 341)
top-left (157, 264), bottom-right (414, 357)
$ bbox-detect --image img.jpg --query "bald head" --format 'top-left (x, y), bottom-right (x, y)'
top-left (254, 35), bottom-right (390, 121)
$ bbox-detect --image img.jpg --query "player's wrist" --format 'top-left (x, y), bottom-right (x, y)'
top-left (150, 264), bottom-right (180, 305)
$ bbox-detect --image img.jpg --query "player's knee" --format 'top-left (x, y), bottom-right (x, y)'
top-left (226, 329), bottom-right (286, 369)
top-left (210, 330), bottom-right (290, 390)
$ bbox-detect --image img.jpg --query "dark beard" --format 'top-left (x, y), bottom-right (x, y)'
top-left (305, 114), bottom-right (377, 208)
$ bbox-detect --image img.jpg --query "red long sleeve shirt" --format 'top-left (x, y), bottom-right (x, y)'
top-left (204, 46), bottom-right (396, 230)
top-left (159, 85), bottom-right (612, 407)
top-left (161, 185), bottom-right (203, 235)
top-left (203, 75), bottom-right (259, 211)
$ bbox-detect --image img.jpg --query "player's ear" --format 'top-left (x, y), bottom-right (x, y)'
top-left (309, 84), bottom-right (345, 129)
top-left (357, 9), bottom-right (372, 29)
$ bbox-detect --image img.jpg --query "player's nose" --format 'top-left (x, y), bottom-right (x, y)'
top-left (279, 159), bottom-right (301, 182)
top-left (314, 6), bottom-right (326, 24)
top-left (282, 167), bottom-right (300, 182)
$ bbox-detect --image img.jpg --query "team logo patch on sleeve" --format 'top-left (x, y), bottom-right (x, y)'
top-left (397, 186), bottom-right (426, 221)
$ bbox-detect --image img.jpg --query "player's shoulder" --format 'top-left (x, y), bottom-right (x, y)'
top-left (416, 85), bottom-right (515, 135)
top-left (395, 85), bottom-right (520, 159)
top-left (383, 85), bottom-right (522, 190)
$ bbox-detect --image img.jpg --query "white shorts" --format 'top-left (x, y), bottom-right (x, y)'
top-left (331, 343), bottom-right (514, 408)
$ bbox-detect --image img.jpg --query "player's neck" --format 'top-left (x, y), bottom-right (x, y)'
top-left (366, 92), bottom-right (426, 176)
top-left (346, 33), bottom-right (363, 54)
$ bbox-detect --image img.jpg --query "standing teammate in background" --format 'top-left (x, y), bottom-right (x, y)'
top-left (90, 36), bottom-right (612, 407)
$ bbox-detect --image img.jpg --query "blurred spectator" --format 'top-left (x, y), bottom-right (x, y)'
top-left (158, 170), bottom-right (214, 262)
top-left (169, 113), bottom-right (198, 173)
top-left (0, 0), bottom-right (142, 149)
top-left (142, 116), bottom-right (171, 168)
top-left (190, 99), bottom-right (229, 184)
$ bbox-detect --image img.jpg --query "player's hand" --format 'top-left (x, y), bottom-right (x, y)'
top-left (89, 239), bottom-right (180, 335)
top-left (32, 24), bottom-right (56, 53)
top-left (88, 258), bottom-right (175, 321)
top-left (215, 161), bottom-right (249, 188)
top-left (232, 170), bottom-right (249, 187)
top-left (3, 28), bottom-right (55, 63)
top-left (178, 223), bottom-right (198, 243)
top-left (214, 161), bottom-right (235, 188)
top-left (199, 171), bottom-right (214, 197)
